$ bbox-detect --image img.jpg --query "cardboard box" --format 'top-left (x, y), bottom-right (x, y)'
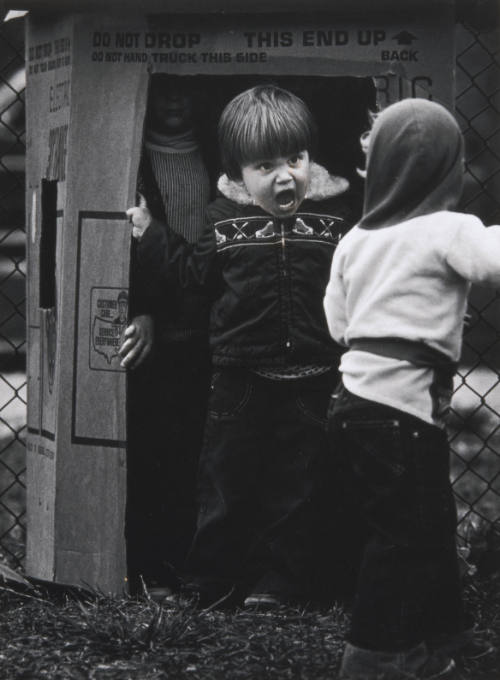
top-left (22, 0), bottom-right (455, 593)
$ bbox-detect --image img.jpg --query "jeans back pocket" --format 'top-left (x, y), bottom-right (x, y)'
top-left (342, 419), bottom-right (407, 488)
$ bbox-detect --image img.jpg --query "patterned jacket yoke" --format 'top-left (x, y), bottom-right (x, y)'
top-left (214, 213), bottom-right (344, 247)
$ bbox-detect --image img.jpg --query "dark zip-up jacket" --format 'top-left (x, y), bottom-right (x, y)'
top-left (136, 162), bottom-right (357, 367)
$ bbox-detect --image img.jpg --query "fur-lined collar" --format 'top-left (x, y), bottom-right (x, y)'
top-left (217, 162), bottom-right (349, 206)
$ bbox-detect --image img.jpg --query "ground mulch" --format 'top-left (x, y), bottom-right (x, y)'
top-left (0, 572), bottom-right (499, 680)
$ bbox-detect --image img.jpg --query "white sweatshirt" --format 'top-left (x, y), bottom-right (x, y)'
top-left (324, 210), bottom-right (500, 426)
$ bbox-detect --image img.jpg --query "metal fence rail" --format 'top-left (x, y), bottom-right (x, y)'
top-left (0, 16), bottom-right (499, 570)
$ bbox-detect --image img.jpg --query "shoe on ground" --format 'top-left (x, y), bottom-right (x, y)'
top-left (243, 592), bottom-right (285, 609)
top-left (148, 585), bottom-right (178, 603)
top-left (163, 591), bottom-right (199, 608)
top-left (243, 570), bottom-right (304, 610)
top-left (176, 581), bottom-right (240, 609)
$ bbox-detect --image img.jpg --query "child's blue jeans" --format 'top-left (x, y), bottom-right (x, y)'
top-left (327, 386), bottom-right (465, 652)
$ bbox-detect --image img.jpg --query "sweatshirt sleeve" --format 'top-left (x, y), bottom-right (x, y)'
top-left (446, 215), bottom-right (500, 288)
top-left (323, 247), bottom-right (348, 346)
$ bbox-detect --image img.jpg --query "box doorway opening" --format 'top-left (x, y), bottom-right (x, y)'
top-left (125, 73), bottom-right (377, 593)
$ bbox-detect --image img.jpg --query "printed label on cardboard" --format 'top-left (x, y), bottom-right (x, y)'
top-left (28, 36), bottom-right (71, 76)
top-left (27, 438), bottom-right (55, 460)
top-left (72, 212), bottom-right (128, 446)
top-left (90, 287), bottom-right (128, 370)
top-left (87, 25), bottom-right (431, 63)
top-left (81, 11), bottom-right (454, 103)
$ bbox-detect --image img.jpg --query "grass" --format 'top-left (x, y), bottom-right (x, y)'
top-left (0, 571), bottom-right (499, 680)
top-left (0, 588), bottom-right (348, 680)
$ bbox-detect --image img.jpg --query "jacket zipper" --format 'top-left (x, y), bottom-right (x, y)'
top-left (280, 221), bottom-right (292, 350)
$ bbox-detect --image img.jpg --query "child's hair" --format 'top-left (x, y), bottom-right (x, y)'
top-left (218, 85), bottom-right (317, 180)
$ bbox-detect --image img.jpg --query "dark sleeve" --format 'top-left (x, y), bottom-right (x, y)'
top-left (136, 212), bottom-right (218, 294)
top-left (129, 237), bottom-right (159, 317)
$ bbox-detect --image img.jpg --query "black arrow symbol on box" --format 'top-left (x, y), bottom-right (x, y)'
top-left (392, 31), bottom-right (418, 45)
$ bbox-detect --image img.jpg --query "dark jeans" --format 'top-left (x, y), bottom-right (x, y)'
top-left (126, 337), bottom-right (211, 591)
top-left (185, 366), bottom-right (338, 601)
top-left (328, 387), bottom-right (465, 651)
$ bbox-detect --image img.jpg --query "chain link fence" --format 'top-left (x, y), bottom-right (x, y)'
top-left (451, 18), bottom-right (500, 543)
top-left (0, 13), bottom-right (26, 569)
top-left (0, 14), bottom-right (499, 570)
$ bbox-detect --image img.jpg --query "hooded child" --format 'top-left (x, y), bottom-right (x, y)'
top-left (324, 98), bottom-right (500, 679)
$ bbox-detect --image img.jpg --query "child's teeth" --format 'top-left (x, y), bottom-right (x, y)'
top-left (277, 191), bottom-right (295, 208)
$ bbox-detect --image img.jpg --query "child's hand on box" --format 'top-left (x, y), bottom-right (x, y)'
top-left (126, 194), bottom-right (152, 240)
top-left (119, 314), bottom-right (154, 369)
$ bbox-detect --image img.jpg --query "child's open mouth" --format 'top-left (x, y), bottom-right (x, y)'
top-left (275, 189), bottom-right (296, 211)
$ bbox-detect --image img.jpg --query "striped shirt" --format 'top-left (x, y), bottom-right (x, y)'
top-left (145, 139), bottom-right (211, 243)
